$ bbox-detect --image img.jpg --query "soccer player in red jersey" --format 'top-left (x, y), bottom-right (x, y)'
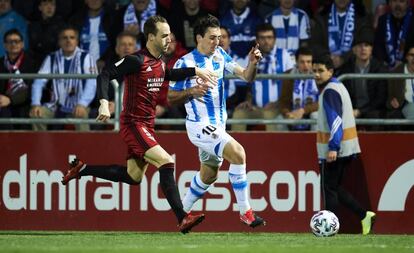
top-left (61, 15), bottom-right (217, 234)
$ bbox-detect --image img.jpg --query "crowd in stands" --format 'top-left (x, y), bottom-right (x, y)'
top-left (0, 0), bottom-right (413, 131)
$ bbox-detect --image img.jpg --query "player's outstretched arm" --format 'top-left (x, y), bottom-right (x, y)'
top-left (165, 68), bottom-right (196, 81)
top-left (97, 55), bottom-right (142, 101)
top-left (96, 55), bottom-right (143, 122)
top-left (166, 67), bottom-right (217, 87)
top-left (234, 44), bottom-right (262, 83)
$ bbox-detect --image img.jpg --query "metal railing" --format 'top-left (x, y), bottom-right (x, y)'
top-left (337, 73), bottom-right (414, 81)
top-left (1, 73), bottom-right (414, 130)
top-left (0, 73), bottom-right (121, 130)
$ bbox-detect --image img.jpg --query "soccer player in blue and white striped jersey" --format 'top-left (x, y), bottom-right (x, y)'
top-left (168, 14), bottom-right (266, 228)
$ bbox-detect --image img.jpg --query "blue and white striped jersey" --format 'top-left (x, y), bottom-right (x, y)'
top-left (266, 8), bottom-right (310, 55)
top-left (169, 47), bottom-right (238, 125)
top-left (252, 47), bottom-right (295, 107)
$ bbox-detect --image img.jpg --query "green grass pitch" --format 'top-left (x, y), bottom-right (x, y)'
top-left (0, 231), bottom-right (413, 253)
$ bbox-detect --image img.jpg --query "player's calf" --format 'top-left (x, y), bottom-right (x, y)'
top-left (61, 159), bottom-right (141, 185)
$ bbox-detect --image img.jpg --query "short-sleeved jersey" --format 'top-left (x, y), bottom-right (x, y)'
top-left (169, 47), bottom-right (238, 125)
top-left (97, 48), bottom-right (196, 129)
top-left (121, 49), bottom-right (167, 127)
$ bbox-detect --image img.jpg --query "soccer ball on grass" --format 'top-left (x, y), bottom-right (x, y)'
top-left (310, 210), bottom-right (340, 237)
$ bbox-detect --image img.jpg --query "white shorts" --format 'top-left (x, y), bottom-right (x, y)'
top-left (185, 121), bottom-right (233, 167)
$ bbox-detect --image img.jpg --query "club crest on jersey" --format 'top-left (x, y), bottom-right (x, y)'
top-left (213, 55), bottom-right (222, 62)
top-left (196, 77), bottom-right (206, 85)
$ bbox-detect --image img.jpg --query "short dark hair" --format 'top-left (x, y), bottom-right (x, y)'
top-left (193, 14), bottom-right (220, 40)
top-left (255, 23), bottom-right (275, 37)
top-left (143, 15), bottom-right (168, 40)
top-left (3, 28), bottom-right (23, 43)
top-left (295, 47), bottom-right (313, 60)
top-left (313, 53), bottom-right (334, 70)
top-left (116, 31), bottom-right (137, 43)
top-left (58, 24), bottom-right (79, 39)
top-left (220, 26), bottom-right (231, 37)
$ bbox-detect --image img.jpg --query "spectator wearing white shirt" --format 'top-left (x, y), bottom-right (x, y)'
top-left (30, 25), bottom-right (97, 131)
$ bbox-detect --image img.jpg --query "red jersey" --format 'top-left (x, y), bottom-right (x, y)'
top-left (122, 49), bottom-right (166, 127)
top-left (158, 41), bottom-right (188, 107)
top-left (97, 48), bottom-right (195, 129)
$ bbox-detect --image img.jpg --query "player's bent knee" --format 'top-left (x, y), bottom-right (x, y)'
top-left (158, 156), bottom-right (175, 167)
top-left (233, 153), bottom-right (245, 165)
top-left (224, 140), bottom-right (246, 164)
top-left (154, 151), bottom-right (175, 166)
top-left (127, 162), bottom-right (146, 184)
top-left (127, 170), bottom-right (143, 184)
top-left (160, 154), bottom-right (175, 165)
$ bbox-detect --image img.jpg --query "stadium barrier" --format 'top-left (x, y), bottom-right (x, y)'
top-left (1, 73), bottom-right (414, 129)
top-left (0, 131), bottom-right (413, 234)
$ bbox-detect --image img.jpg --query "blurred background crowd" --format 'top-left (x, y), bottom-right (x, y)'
top-left (0, 0), bottom-right (413, 131)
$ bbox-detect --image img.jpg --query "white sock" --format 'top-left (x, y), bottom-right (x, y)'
top-left (182, 172), bottom-right (210, 213)
top-left (229, 164), bottom-right (251, 214)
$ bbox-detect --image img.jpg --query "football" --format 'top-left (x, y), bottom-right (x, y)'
top-left (310, 210), bottom-right (340, 237)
